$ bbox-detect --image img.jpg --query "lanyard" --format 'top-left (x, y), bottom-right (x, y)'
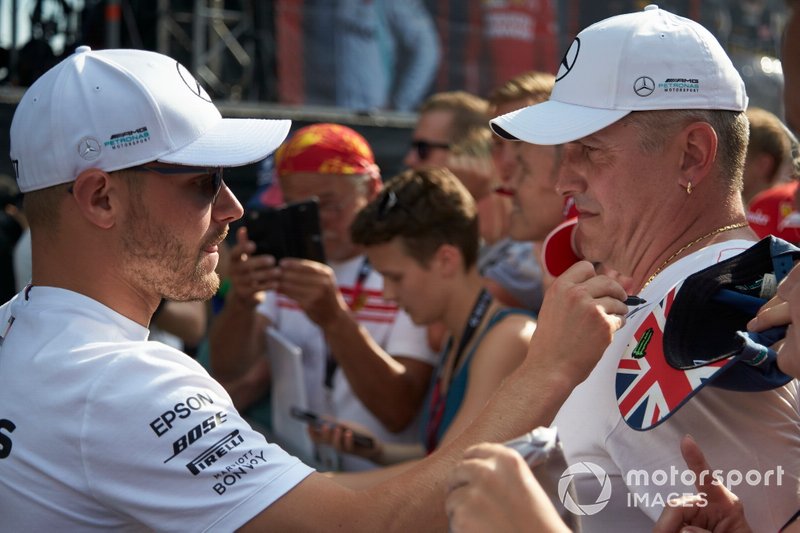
top-left (424, 288), bottom-right (493, 453)
top-left (324, 257), bottom-right (372, 389)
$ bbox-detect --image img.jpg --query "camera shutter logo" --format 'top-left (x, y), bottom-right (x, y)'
top-left (556, 37), bottom-right (581, 82)
top-left (558, 461), bottom-right (612, 515)
top-left (634, 76), bottom-right (655, 97)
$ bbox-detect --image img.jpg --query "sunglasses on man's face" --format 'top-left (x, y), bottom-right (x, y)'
top-left (128, 164), bottom-right (225, 204)
top-left (410, 140), bottom-right (451, 161)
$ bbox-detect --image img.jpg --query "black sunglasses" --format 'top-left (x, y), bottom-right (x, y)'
top-left (377, 190), bottom-right (400, 220)
top-left (66, 165), bottom-right (225, 205)
top-left (127, 164), bottom-right (225, 204)
top-left (377, 189), bottom-right (416, 221)
top-left (411, 140), bottom-right (451, 161)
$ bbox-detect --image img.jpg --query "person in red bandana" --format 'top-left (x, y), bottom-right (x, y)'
top-left (208, 123), bottom-right (437, 471)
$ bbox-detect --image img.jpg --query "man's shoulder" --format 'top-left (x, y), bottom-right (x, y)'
top-left (491, 307), bottom-right (537, 328)
top-left (479, 309), bottom-right (536, 349)
top-left (97, 339), bottom-right (214, 383)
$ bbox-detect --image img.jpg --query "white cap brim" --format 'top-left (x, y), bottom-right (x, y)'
top-left (490, 100), bottom-right (631, 145)
top-left (158, 118), bottom-right (291, 167)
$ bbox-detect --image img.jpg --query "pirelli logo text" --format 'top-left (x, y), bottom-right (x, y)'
top-left (186, 430), bottom-right (244, 475)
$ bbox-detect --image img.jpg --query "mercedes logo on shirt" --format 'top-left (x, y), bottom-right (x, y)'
top-left (633, 76), bottom-right (656, 97)
top-left (77, 137), bottom-right (101, 161)
top-left (556, 37), bottom-right (581, 82)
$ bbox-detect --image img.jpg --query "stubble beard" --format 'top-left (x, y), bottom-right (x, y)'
top-left (121, 196), bottom-right (223, 302)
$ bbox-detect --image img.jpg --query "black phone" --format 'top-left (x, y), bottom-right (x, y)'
top-left (244, 199), bottom-right (326, 263)
top-left (289, 406), bottom-right (375, 449)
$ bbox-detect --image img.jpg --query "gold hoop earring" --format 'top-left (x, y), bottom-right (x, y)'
top-left (686, 181), bottom-right (692, 195)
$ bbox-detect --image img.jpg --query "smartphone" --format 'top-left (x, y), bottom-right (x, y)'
top-left (289, 406), bottom-right (375, 449)
top-left (244, 199), bottom-right (326, 263)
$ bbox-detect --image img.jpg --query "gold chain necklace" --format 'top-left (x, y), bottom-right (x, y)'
top-left (640, 221), bottom-right (750, 290)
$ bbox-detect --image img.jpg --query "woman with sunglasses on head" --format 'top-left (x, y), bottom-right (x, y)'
top-left (308, 167), bottom-right (536, 481)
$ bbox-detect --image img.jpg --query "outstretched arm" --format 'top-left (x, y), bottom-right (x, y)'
top-left (241, 261), bottom-right (628, 531)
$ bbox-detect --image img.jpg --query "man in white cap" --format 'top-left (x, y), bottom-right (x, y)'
top-left (0, 46), bottom-right (629, 530)
top-left (447, 5), bottom-right (799, 532)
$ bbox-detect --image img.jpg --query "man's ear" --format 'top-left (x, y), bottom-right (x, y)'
top-left (365, 173), bottom-right (383, 201)
top-left (69, 168), bottom-right (120, 229)
top-left (432, 243), bottom-right (463, 278)
top-left (678, 121), bottom-right (717, 189)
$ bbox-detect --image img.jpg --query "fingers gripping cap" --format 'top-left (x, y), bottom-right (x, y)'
top-left (490, 4), bottom-right (748, 145)
top-left (10, 46), bottom-right (291, 193)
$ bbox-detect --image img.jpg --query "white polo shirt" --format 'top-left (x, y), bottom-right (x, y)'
top-left (0, 286), bottom-right (313, 531)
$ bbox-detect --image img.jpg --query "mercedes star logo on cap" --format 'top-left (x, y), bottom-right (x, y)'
top-left (78, 137), bottom-right (101, 161)
top-left (176, 62), bottom-right (212, 103)
top-left (633, 76), bottom-right (655, 97)
top-left (556, 38), bottom-right (581, 82)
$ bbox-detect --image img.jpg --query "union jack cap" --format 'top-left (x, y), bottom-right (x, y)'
top-left (617, 237), bottom-right (797, 431)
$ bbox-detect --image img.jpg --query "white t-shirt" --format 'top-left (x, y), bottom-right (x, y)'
top-left (0, 287), bottom-right (313, 532)
top-left (553, 240), bottom-right (800, 532)
top-left (257, 254), bottom-right (436, 470)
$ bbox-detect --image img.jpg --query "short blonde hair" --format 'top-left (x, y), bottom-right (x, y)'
top-left (487, 71), bottom-right (555, 114)
top-left (746, 107), bottom-right (793, 184)
top-left (624, 110), bottom-right (749, 192)
top-left (23, 182), bottom-right (70, 231)
top-left (418, 91), bottom-right (490, 153)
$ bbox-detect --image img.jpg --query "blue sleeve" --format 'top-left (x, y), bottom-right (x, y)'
top-left (384, 0), bottom-right (441, 111)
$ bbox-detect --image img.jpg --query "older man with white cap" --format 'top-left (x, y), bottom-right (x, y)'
top-left (446, 5), bottom-right (800, 532)
top-left (0, 46), bottom-right (631, 530)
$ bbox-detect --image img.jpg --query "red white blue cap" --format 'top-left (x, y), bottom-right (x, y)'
top-left (617, 237), bottom-right (795, 431)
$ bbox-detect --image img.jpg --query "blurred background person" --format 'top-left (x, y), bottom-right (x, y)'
top-left (207, 123), bottom-right (436, 471)
top-left (481, 0), bottom-right (560, 91)
top-left (746, 122), bottom-right (800, 244)
top-left (486, 71), bottom-right (564, 311)
top-left (741, 106), bottom-right (794, 204)
top-left (296, 0), bottom-right (440, 112)
top-left (311, 167), bottom-right (535, 478)
top-left (404, 90), bottom-right (539, 311)
top-left (334, 0), bottom-right (440, 112)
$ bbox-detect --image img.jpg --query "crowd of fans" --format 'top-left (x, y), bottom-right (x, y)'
top-left (1, 2), bottom-right (800, 532)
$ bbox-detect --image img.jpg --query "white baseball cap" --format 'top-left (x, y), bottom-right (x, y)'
top-left (490, 4), bottom-right (748, 145)
top-left (10, 46), bottom-right (291, 193)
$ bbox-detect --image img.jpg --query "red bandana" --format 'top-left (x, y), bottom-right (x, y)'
top-left (275, 123), bottom-right (377, 177)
